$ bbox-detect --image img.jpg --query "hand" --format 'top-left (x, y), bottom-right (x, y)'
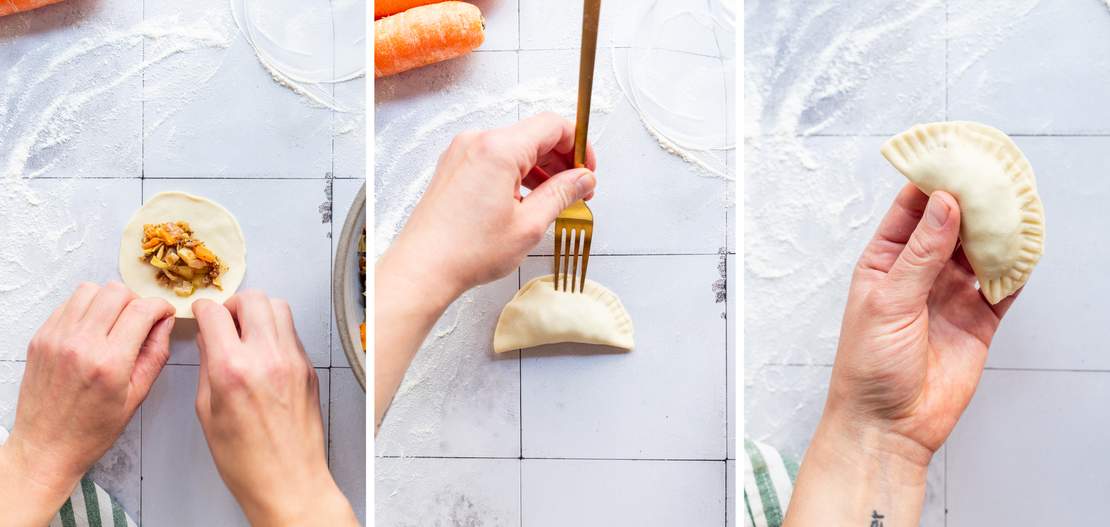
top-left (374, 112), bottom-right (598, 429)
top-left (193, 292), bottom-right (357, 526)
top-left (786, 185), bottom-right (1018, 526)
top-left (385, 111), bottom-right (598, 301)
top-left (0, 282), bottom-right (174, 526)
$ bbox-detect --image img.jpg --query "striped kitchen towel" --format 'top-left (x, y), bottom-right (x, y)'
top-left (0, 427), bottom-right (136, 527)
top-left (743, 438), bottom-right (799, 527)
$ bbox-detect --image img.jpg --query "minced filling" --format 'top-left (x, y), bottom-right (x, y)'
top-left (140, 221), bottom-right (227, 297)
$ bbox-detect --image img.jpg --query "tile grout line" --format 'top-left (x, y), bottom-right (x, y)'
top-left (139, 0), bottom-right (146, 519)
top-left (326, 0), bottom-right (338, 466)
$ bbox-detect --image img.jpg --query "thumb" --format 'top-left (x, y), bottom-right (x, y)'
top-left (884, 191), bottom-right (961, 307)
top-left (519, 168), bottom-right (596, 225)
top-left (127, 315), bottom-right (175, 411)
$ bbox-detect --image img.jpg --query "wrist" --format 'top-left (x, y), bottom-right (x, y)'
top-left (378, 237), bottom-right (468, 313)
top-left (243, 477), bottom-right (356, 527)
top-left (810, 410), bottom-right (933, 484)
top-left (783, 413), bottom-right (931, 527)
top-left (0, 439), bottom-right (80, 525)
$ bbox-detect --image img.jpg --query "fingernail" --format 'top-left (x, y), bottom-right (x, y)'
top-left (926, 194), bottom-right (949, 228)
top-left (574, 170), bottom-right (595, 197)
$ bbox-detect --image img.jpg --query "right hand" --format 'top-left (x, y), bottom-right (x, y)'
top-left (385, 111), bottom-right (598, 301)
top-left (193, 292), bottom-right (357, 526)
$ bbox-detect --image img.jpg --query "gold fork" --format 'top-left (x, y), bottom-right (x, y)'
top-left (554, 0), bottom-right (601, 293)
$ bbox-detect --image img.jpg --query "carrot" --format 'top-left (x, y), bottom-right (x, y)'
top-left (374, 0), bottom-right (442, 20)
top-left (375, 1), bottom-right (484, 78)
top-left (0, 0), bottom-right (64, 17)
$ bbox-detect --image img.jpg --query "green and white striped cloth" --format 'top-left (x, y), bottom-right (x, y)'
top-left (744, 438), bottom-right (799, 527)
top-left (0, 427), bottom-right (136, 527)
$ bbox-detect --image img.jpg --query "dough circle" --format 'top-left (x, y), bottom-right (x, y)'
top-left (119, 192), bottom-right (247, 318)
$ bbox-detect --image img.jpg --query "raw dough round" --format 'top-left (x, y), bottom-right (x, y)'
top-left (119, 192), bottom-right (247, 318)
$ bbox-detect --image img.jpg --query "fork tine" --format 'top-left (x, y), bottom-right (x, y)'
top-left (560, 227), bottom-right (570, 291)
top-left (569, 228), bottom-right (581, 292)
top-left (578, 227), bottom-right (592, 292)
top-left (565, 228), bottom-right (577, 292)
top-left (553, 226), bottom-right (563, 290)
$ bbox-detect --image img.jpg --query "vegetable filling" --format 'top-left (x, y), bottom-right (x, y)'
top-left (140, 221), bottom-right (227, 297)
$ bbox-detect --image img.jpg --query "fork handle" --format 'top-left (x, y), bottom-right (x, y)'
top-left (574, 0), bottom-right (602, 169)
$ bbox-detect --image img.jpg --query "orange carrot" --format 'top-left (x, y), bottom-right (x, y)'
top-left (374, 0), bottom-right (442, 20)
top-left (0, 0), bottom-right (64, 17)
top-left (375, 1), bottom-right (484, 78)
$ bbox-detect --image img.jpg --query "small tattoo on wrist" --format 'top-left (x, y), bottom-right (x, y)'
top-left (870, 510), bottom-right (885, 527)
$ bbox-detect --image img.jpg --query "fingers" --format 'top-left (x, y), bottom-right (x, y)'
top-left (225, 291), bottom-right (279, 345)
top-left (195, 331), bottom-right (212, 423)
top-left (60, 282), bottom-right (101, 325)
top-left (193, 299), bottom-right (240, 367)
top-left (858, 185), bottom-right (930, 274)
top-left (126, 316), bottom-right (175, 411)
top-left (108, 297), bottom-right (175, 358)
top-left (518, 168), bottom-right (597, 231)
top-left (80, 282), bottom-right (136, 335)
top-left (501, 112), bottom-right (598, 174)
top-left (270, 299), bottom-right (300, 352)
top-left (883, 191), bottom-right (962, 308)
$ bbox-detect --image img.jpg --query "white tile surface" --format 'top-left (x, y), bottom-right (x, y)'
top-left (334, 78), bottom-right (367, 180)
top-left (947, 369), bottom-right (1110, 525)
top-left (520, 255), bottom-right (726, 460)
top-left (145, 179), bottom-right (334, 367)
top-left (471, 0), bottom-right (519, 52)
top-left (986, 136), bottom-right (1110, 370)
top-left (140, 364), bottom-right (330, 526)
top-left (948, 0), bottom-right (1110, 134)
top-left (376, 274), bottom-right (521, 458)
top-left (521, 459), bottom-right (725, 527)
top-left (329, 367), bottom-right (366, 524)
top-left (376, 457), bottom-right (520, 526)
top-left (0, 0), bottom-right (143, 179)
top-left (142, 0), bottom-right (332, 178)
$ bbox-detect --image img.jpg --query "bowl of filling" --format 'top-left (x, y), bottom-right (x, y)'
top-left (333, 183), bottom-right (366, 390)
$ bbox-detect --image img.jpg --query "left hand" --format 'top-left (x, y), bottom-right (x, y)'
top-left (0, 282), bottom-right (174, 526)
